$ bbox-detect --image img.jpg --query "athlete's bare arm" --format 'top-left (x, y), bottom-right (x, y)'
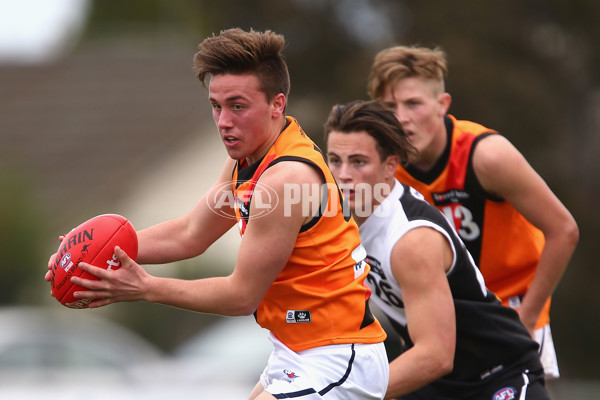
top-left (44, 157), bottom-right (238, 281)
top-left (136, 157), bottom-right (238, 265)
top-left (473, 134), bottom-right (579, 334)
top-left (385, 227), bottom-right (456, 399)
top-left (69, 160), bottom-right (322, 317)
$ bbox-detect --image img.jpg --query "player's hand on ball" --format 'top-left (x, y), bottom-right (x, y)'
top-left (45, 235), bottom-right (65, 292)
top-left (49, 214), bottom-right (138, 308)
top-left (71, 246), bottom-right (150, 308)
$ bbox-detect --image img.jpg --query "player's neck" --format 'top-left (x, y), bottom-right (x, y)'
top-left (411, 126), bottom-right (447, 171)
top-left (353, 180), bottom-right (392, 227)
top-left (245, 117), bottom-right (288, 165)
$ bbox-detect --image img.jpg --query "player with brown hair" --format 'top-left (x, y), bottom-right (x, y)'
top-left (46, 28), bottom-right (389, 400)
top-left (325, 100), bottom-right (551, 399)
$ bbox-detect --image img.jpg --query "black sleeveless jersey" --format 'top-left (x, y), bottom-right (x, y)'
top-left (359, 180), bottom-right (541, 392)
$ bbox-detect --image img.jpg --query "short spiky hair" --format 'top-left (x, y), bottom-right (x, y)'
top-left (324, 100), bottom-right (417, 165)
top-left (367, 45), bottom-right (448, 101)
top-left (193, 28), bottom-right (290, 102)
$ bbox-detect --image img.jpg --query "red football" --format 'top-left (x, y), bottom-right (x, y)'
top-left (51, 214), bottom-right (138, 309)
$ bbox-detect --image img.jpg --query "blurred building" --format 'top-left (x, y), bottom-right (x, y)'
top-left (0, 38), bottom-right (239, 267)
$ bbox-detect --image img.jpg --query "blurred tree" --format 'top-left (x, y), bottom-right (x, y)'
top-left (373, 1), bottom-right (600, 378)
top-left (0, 169), bottom-right (49, 304)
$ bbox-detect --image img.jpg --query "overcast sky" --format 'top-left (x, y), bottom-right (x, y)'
top-left (0, 0), bottom-right (89, 64)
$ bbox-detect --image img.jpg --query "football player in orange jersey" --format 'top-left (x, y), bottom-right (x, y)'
top-left (367, 45), bottom-right (578, 379)
top-left (46, 28), bottom-right (389, 399)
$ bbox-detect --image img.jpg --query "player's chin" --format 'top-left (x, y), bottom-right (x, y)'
top-left (223, 146), bottom-right (246, 161)
top-left (347, 199), bottom-right (361, 216)
top-left (353, 198), bottom-right (374, 214)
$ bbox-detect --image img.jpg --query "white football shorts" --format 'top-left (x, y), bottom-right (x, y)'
top-left (535, 323), bottom-right (560, 379)
top-left (507, 296), bottom-right (560, 380)
top-left (259, 333), bottom-right (389, 399)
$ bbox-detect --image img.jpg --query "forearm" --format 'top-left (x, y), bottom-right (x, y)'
top-left (136, 204), bottom-right (235, 265)
top-left (385, 346), bottom-right (453, 399)
top-left (136, 217), bottom-right (202, 264)
top-left (145, 273), bottom-right (259, 316)
top-left (520, 226), bottom-right (579, 328)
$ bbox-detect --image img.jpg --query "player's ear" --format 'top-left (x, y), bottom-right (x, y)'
top-left (438, 92), bottom-right (452, 116)
top-left (271, 93), bottom-right (286, 118)
top-left (383, 155), bottom-right (399, 178)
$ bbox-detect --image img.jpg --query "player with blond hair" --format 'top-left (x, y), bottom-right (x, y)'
top-left (367, 45), bottom-right (579, 379)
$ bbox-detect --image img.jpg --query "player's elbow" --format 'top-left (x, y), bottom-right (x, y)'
top-left (545, 213), bottom-right (579, 257)
top-left (564, 217), bottom-right (580, 249)
top-left (436, 354), bottom-right (455, 377)
top-left (430, 342), bottom-right (455, 378)
top-left (232, 302), bottom-right (259, 317)
top-left (229, 290), bottom-right (262, 316)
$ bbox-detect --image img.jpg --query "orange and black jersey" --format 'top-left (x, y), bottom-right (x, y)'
top-left (232, 116), bottom-right (386, 352)
top-left (395, 115), bottom-right (548, 327)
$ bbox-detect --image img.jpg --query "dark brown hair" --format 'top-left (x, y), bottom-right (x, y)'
top-left (193, 28), bottom-right (290, 103)
top-left (324, 100), bottom-right (417, 164)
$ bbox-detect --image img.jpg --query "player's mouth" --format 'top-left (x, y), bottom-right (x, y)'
top-left (338, 185), bottom-right (355, 199)
top-left (223, 136), bottom-right (239, 147)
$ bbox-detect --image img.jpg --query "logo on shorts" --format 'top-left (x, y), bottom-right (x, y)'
top-left (282, 369), bottom-right (300, 383)
top-left (493, 387), bottom-right (516, 400)
top-left (286, 310), bottom-right (311, 323)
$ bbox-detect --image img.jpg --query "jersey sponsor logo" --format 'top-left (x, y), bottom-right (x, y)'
top-left (408, 186), bottom-right (426, 201)
top-left (352, 244), bottom-right (368, 279)
top-left (480, 364), bottom-right (504, 380)
top-left (493, 386), bottom-right (516, 400)
top-left (432, 189), bottom-right (470, 205)
top-left (286, 310), bottom-right (311, 323)
top-left (235, 194), bottom-right (250, 220)
top-left (508, 295), bottom-right (522, 309)
top-left (353, 260), bottom-right (367, 280)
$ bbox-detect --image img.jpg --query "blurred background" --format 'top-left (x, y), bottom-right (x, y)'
top-left (0, 0), bottom-right (598, 398)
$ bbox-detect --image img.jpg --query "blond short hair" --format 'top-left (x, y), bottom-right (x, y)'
top-left (367, 46), bottom-right (448, 100)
